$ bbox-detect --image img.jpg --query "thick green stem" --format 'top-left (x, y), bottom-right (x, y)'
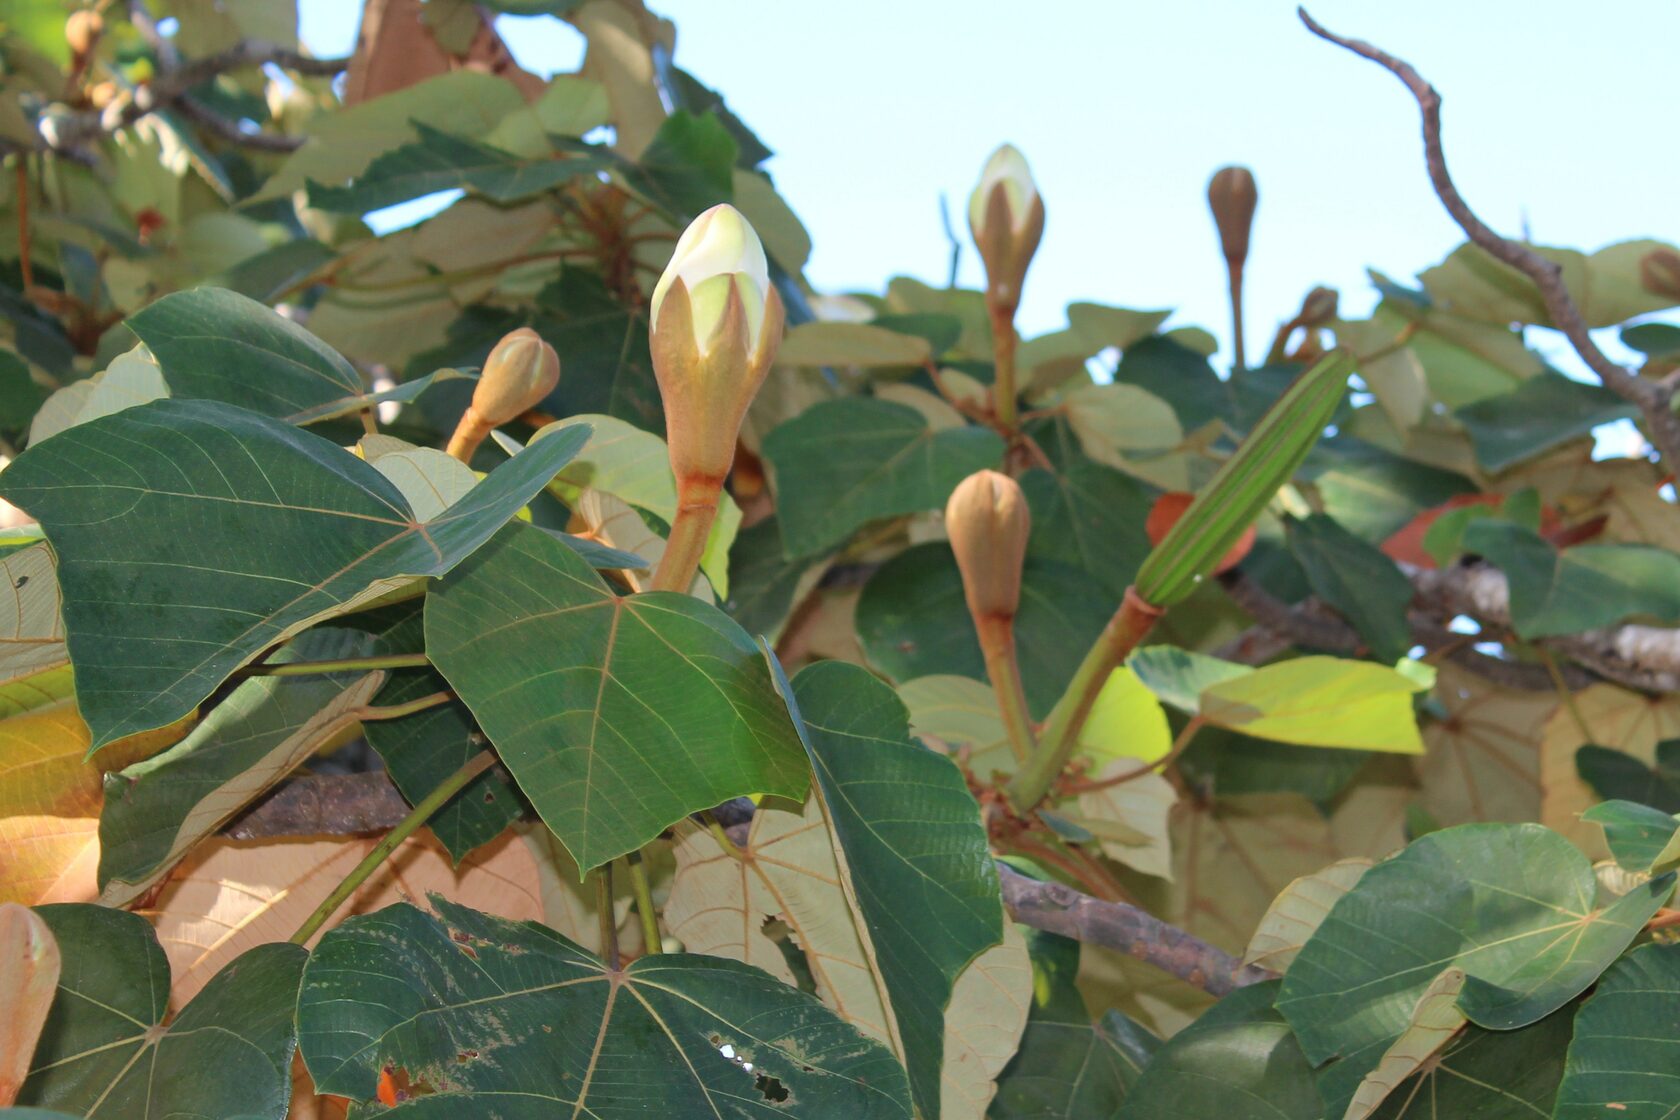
top-left (989, 303), bottom-right (1020, 429)
top-left (1006, 587), bottom-right (1164, 812)
top-left (977, 615), bottom-right (1036, 765)
top-left (241, 652), bottom-right (430, 678)
top-left (651, 481), bottom-right (720, 593)
top-left (289, 750), bottom-right (495, 944)
top-left (627, 851), bottom-right (661, 955)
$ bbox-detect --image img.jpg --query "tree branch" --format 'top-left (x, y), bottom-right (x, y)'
top-left (223, 770), bottom-right (1275, 996)
top-left (7, 37), bottom-right (346, 156)
top-left (1298, 7), bottom-right (1680, 469)
top-left (996, 862), bottom-right (1275, 996)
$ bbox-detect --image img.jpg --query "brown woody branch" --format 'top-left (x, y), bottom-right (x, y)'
top-left (1218, 568), bottom-right (1615, 692)
top-left (996, 862), bottom-right (1275, 996)
top-left (1298, 8), bottom-right (1680, 470)
top-left (7, 37), bottom-right (346, 157)
top-left (224, 769), bottom-right (1272, 996)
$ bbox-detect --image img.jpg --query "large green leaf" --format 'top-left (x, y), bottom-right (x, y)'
top-left (0, 401), bottom-right (589, 751)
top-left (1286, 513), bottom-right (1413, 663)
top-left (1577, 740), bottom-right (1680, 812)
top-left (990, 930), bottom-right (1155, 1118)
top-left (426, 523), bottom-right (808, 870)
top-left (1365, 1011), bottom-right (1570, 1118)
top-left (762, 398), bottom-right (1004, 558)
top-left (1581, 798), bottom-right (1680, 873)
top-left (1463, 519), bottom-right (1680, 638)
top-left (97, 628), bottom-right (384, 905)
top-left (1117, 981), bottom-right (1323, 1119)
top-left (1018, 456), bottom-right (1156, 599)
top-left (854, 544), bottom-right (1111, 718)
top-left (1453, 371), bottom-right (1637, 473)
top-left (1276, 824), bottom-right (1674, 1117)
top-left (1554, 944), bottom-right (1680, 1119)
top-left (17, 905), bottom-right (304, 1119)
top-left (295, 898), bottom-right (912, 1117)
top-left (777, 659), bottom-right (1004, 1120)
top-left (307, 123), bottom-right (607, 213)
top-left (124, 287), bottom-right (368, 421)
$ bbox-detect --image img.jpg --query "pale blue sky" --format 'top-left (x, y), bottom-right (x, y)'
top-left (298, 1), bottom-right (1677, 365)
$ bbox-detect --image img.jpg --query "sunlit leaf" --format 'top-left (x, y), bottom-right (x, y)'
top-left (147, 830), bottom-right (542, 1006)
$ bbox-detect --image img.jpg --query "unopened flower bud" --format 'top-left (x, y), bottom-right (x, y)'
top-left (1641, 248), bottom-right (1680, 301)
top-left (473, 328), bottom-right (560, 427)
top-left (65, 10), bottom-right (103, 57)
top-left (968, 144), bottom-right (1045, 314)
top-left (445, 328), bottom-right (560, 462)
top-left (946, 470), bottom-right (1031, 622)
top-left (1207, 165), bottom-right (1258, 266)
top-left (1298, 285), bottom-right (1338, 328)
top-left (649, 204), bottom-right (785, 494)
top-left (652, 204), bottom-right (772, 357)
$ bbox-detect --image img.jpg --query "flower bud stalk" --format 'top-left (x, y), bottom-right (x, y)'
top-left (1208, 166), bottom-right (1258, 371)
top-left (947, 470), bottom-right (1035, 763)
top-left (446, 328), bottom-right (561, 463)
top-left (969, 146), bottom-right (1044, 432)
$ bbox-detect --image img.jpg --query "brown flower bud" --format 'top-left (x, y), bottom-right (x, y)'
top-left (65, 10), bottom-right (103, 57)
top-left (1207, 165), bottom-right (1258, 266)
top-left (473, 328), bottom-right (560, 427)
top-left (650, 205), bottom-right (784, 499)
top-left (968, 145), bottom-right (1045, 315)
top-left (445, 328), bottom-right (560, 462)
top-left (946, 469), bottom-right (1031, 621)
top-left (1298, 285), bottom-right (1339, 328)
top-left (1641, 248), bottom-right (1680, 301)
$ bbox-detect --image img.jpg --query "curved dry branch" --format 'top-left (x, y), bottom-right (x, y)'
top-left (1298, 7), bottom-right (1680, 468)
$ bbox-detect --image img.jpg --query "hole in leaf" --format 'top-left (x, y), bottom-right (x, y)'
top-left (754, 1074), bottom-right (790, 1103)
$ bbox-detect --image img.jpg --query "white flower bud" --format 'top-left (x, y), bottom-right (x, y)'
top-left (651, 204), bottom-right (771, 356)
top-left (968, 144), bottom-right (1040, 238)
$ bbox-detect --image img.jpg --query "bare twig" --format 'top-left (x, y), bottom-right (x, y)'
top-left (997, 862), bottom-right (1274, 996)
top-left (1298, 8), bottom-right (1680, 468)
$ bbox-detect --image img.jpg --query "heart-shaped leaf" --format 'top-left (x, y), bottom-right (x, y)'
top-left (0, 400), bottom-right (589, 751)
top-left (16, 905), bottom-right (303, 1119)
top-left (773, 657), bottom-right (1005, 1120)
top-left (125, 288), bottom-right (365, 421)
top-left (296, 898), bottom-right (913, 1116)
top-left (427, 523), bottom-right (808, 870)
top-left (1276, 823), bottom-right (1674, 1117)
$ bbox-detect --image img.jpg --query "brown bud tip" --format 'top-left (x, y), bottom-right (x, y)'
top-left (946, 469), bottom-right (1031, 621)
top-left (65, 10), bottom-right (104, 56)
top-left (1298, 285), bottom-right (1339, 328)
top-left (472, 328), bottom-right (560, 428)
top-left (1640, 248), bottom-right (1680, 301)
top-left (1207, 165), bottom-right (1258, 265)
